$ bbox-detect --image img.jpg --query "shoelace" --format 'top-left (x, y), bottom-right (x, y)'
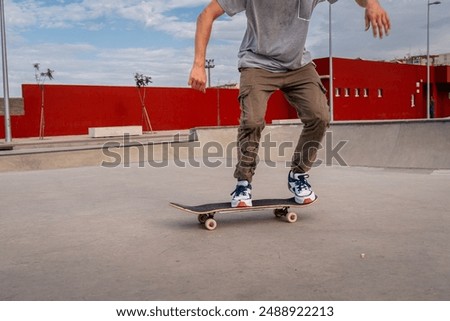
top-left (231, 184), bottom-right (250, 197)
top-left (294, 174), bottom-right (311, 191)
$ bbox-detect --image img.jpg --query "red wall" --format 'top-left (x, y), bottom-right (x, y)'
top-left (315, 57), bottom-right (450, 120)
top-left (435, 66), bottom-right (450, 117)
top-left (0, 84), bottom-right (295, 139)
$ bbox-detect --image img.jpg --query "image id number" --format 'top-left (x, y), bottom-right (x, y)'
top-left (259, 306), bottom-right (334, 317)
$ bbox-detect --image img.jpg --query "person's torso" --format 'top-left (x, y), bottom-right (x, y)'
top-left (229, 0), bottom-right (325, 71)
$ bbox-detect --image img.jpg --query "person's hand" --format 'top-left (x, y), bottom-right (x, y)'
top-left (364, 1), bottom-right (391, 39)
top-left (188, 65), bottom-right (207, 93)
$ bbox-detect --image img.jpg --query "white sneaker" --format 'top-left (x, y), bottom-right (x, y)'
top-left (288, 171), bottom-right (317, 204)
top-left (231, 180), bottom-right (252, 208)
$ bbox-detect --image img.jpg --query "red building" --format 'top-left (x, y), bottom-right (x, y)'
top-left (314, 57), bottom-right (450, 120)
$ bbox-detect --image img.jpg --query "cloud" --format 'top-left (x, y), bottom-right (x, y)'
top-left (5, 0), bottom-right (207, 33)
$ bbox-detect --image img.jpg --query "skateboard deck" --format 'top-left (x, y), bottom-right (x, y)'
top-left (170, 197), bottom-right (317, 230)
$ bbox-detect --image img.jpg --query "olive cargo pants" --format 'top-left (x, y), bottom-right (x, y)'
top-left (234, 63), bottom-right (330, 183)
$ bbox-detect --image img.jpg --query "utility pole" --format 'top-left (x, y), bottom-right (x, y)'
top-left (328, 0), bottom-right (337, 122)
top-left (426, 0), bottom-right (441, 119)
top-left (1, 0), bottom-right (11, 143)
top-left (205, 59), bottom-right (215, 88)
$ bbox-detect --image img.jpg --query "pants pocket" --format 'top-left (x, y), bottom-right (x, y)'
top-left (317, 81), bottom-right (327, 94)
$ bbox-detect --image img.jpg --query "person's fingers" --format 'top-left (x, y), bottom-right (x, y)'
top-left (366, 10), bottom-right (391, 39)
top-left (188, 77), bottom-right (206, 93)
top-left (372, 19), bottom-right (380, 38)
top-left (365, 13), bottom-right (370, 31)
top-left (382, 14), bottom-right (391, 36)
top-left (375, 17), bottom-right (383, 38)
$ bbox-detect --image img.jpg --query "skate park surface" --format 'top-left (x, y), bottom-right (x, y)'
top-left (1, 120), bottom-right (449, 301)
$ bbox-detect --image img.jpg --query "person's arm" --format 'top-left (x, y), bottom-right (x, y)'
top-left (188, 0), bottom-right (225, 93)
top-left (355, 0), bottom-right (391, 39)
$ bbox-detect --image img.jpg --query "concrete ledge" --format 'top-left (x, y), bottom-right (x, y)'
top-left (192, 119), bottom-right (450, 170)
top-left (2, 120), bottom-right (450, 172)
top-left (88, 126), bottom-right (142, 138)
top-left (272, 119), bottom-right (302, 125)
top-left (0, 143), bottom-right (14, 151)
top-left (0, 130), bottom-right (192, 172)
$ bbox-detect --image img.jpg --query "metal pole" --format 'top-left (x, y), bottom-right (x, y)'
top-left (205, 59), bottom-right (215, 88)
top-left (1, 0), bottom-right (12, 142)
top-left (427, 1), bottom-right (441, 120)
top-left (427, 1), bottom-right (431, 119)
top-left (207, 68), bottom-right (211, 88)
top-left (329, 2), bottom-right (334, 123)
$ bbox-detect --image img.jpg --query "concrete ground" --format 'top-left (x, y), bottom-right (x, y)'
top-left (1, 159), bottom-right (450, 300)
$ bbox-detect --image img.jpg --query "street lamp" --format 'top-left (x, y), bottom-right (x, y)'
top-left (328, 0), bottom-right (337, 123)
top-left (427, 0), bottom-right (441, 119)
top-left (205, 59), bottom-right (215, 88)
top-left (0, 0), bottom-right (11, 143)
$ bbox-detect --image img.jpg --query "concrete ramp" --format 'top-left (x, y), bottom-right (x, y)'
top-left (193, 119), bottom-right (450, 170)
top-left (326, 120), bottom-right (450, 169)
top-left (1, 120), bottom-right (449, 172)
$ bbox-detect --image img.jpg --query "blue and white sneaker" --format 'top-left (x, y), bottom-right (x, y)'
top-left (231, 180), bottom-right (252, 208)
top-left (288, 171), bottom-right (317, 204)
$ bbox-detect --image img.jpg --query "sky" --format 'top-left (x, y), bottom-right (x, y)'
top-left (1, 0), bottom-right (450, 97)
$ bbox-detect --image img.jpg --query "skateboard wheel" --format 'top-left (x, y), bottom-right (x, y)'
top-left (205, 218), bottom-right (217, 231)
top-left (198, 214), bottom-right (209, 224)
top-left (286, 212), bottom-right (297, 223)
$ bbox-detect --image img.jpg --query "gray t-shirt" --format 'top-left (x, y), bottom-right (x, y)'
top-left (217, 0), bottom-right (327, 72)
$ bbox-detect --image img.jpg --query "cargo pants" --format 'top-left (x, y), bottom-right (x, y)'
top-left (234, 62), bottom-right (330, 183)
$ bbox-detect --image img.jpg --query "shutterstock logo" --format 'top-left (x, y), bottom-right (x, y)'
top-left (101, 132), bottom-right (348, 169)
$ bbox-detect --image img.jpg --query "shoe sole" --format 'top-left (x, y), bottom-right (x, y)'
top-left (294, 193), bottom-right (317, 205)
top-left (231, 200), bottom-right (253, 208)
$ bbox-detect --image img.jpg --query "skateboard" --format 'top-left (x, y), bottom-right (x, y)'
top-left (170, 197), bottom-right (317, 231)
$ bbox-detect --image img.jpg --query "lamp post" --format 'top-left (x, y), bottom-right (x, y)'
top-left (205, 59), bottom-right (215, 88)
top-left (427, 0), bottom-right (441, 119)
top-left (328, 0), bottom-right (337, 122)
top-left (1, 0), bottom-right (11, 143)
